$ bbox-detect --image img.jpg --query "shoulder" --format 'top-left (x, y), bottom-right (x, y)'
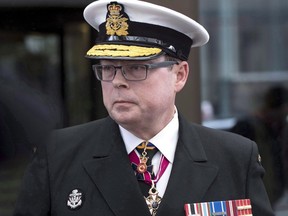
top-left (180, 114), bottom-right (254, 147)
top-left (51, 116), bottom-right (118, 142)
top-left (54, 117), bottom-right (114, 136)
top-left (192, 122), bottom-right (253, 147)
top-left (179, 115), bottom-right (257, 163)
top-left (46, 117), bottom-right (118, 156)
top-left (180, 117), bottom-right (262, 179)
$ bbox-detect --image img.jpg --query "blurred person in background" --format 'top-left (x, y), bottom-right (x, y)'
top-left (230, 86), bottom-right (288, 207)
top-left (0, 77), bottom-right (61, 215)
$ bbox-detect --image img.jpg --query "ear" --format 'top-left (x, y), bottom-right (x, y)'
top-left (175, 61), bottom-right (189, 93)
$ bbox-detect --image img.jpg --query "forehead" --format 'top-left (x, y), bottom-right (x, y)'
top-left (100, 56), bottom-right (165, 65)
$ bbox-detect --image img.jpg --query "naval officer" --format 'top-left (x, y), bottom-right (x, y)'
top-left (14, 0), bottom-right (274, 215)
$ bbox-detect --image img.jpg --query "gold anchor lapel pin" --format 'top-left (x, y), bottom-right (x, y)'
top-left (67, 189), bottom-right (84, 210)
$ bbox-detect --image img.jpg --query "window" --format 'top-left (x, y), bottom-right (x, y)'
top-left (200, 0), bottom-right (288, 124)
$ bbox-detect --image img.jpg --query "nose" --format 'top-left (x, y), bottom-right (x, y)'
top-left (111, 67), bottom-right (129, 88)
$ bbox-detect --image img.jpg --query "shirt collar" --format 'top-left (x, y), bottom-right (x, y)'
top-left (120, 108), bottom-right (179, 164)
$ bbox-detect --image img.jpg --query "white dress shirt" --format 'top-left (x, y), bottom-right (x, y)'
top-left (119, 109), bottom-right (179, 197)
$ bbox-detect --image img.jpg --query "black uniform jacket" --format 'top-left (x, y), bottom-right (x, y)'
top-left (14, 114), bottom-right (275, 216)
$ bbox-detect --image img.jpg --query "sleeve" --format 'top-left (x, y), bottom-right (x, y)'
top-left (247, 141), bottom-right (275, 216)
top-left (13, 144), bottom-right (51, 216)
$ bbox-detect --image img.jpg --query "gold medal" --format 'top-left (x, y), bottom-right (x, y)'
top-left (137, 156), bottom-right (148, 173)
top-left (145, 180), bottom-right (161, 216)
top-left (137, 142), bottom-right (149, 174)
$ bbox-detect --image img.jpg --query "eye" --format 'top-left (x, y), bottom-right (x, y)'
top-left (126, 64), bottom-right (146, 72)
top-left (102, 65), bottom-right (115, 72)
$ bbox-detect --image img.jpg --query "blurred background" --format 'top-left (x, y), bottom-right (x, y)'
top-left (0, 0), bottom-right (287, 215)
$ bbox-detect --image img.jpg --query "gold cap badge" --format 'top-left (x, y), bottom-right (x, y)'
top-left (106, 2), bottom-right (129, 36)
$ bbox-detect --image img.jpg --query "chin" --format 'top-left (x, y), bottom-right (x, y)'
top-left (110, 111), bottom-right (134, 123)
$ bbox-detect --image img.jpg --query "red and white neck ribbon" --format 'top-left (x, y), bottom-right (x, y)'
top-left (129, 150), bottom-right (169, 185)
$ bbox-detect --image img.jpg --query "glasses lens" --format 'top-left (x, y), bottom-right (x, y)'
top-left (123, 64), bottom-right (147, 81)
top-left (94, 65), bottom-right (115, 81)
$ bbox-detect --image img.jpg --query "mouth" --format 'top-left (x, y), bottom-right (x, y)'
top-left (114, 100), bottom-right (133, 105)
top-left (114, 100), bottom-right (133, 104)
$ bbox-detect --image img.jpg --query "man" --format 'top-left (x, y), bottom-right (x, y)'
top-left (14, 0), bottom-right (274, 215)
top-left (230, 86), bottom-right (288, 206)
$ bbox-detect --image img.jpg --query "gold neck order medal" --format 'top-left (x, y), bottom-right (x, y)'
top-left (137, 142), bottom-right (149, 174)
top-left (145, 180), bottom-right (162, 216)
top-left (137, 156), bottom-right (148, 173)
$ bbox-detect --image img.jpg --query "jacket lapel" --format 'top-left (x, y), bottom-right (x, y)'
top-left (157, 115), bottom-right (219, 216)
top-left (82, 118), bottom-right (150, 216)
top-left (82, 115), bottom-right (219, 216)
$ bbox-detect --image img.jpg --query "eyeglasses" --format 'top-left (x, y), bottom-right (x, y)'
top-left (92, 61), bottom-right (179, 82)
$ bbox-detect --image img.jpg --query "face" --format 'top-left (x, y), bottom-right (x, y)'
top-left (99, 56), bottom-right (189, 139)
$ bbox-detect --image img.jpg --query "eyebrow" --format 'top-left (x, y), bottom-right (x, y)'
top-left (100, 58), bottom-right (164, 65)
